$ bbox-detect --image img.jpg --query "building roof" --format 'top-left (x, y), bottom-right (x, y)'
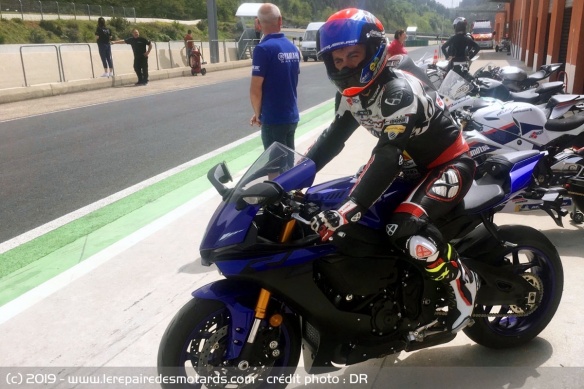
top-left (235, 3), bottom-right (263, 17)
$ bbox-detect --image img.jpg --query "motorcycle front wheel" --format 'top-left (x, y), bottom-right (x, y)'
top-left (464, 226), bottom-right (564, 349)
top-left (158, 297), bottom-right (301, 389)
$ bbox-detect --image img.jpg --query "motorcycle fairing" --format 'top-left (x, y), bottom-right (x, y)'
top-left (201, 146), bottom-right (316, 252)
top-left (305, 175), bottom-right (413, 229)
top-left (471, 102), bottom-right (549, 150)
top-left (192, 279), bottom-right (258, 360)
top-left (195, 252), bottom-right (464, 372)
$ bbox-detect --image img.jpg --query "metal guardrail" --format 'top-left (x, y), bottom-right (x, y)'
top-left (19, 44), bottom-right (61, 86)
top-left (58, 43), bottom-right (94, 80)
top-left (0, 0), bottom-right (136, 21)
top-left (8, 39), bottom-right (240, 88)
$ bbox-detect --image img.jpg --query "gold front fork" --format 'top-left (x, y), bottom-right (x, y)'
top-left (279, 219), bottom-right (296, 243)
top-left (247, 288), bottom-right (271, 344)
top-left (246, 219), bottom-right (294, 343)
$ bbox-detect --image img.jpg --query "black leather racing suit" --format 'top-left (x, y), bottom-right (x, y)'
top-left (441, 33), bottom-right (480, 78)
top-left (306, 67), bottom-right (475, 259)
top-left (441, 33), bottom-right (480, 62)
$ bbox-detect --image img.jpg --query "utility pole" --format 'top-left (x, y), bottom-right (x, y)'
top-left (206, 0), bottom-right (219, 63)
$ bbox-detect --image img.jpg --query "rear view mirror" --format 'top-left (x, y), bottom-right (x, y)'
top-left (235, 181), bottom-right (284, 210)
top-left (207, 162), bottom-right (233, 200)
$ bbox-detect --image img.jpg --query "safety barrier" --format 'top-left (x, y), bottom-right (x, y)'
top-left (0, 40), bottom-right (241, 90)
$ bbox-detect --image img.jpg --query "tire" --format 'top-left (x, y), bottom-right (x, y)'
top-left (158, 297), bottom-right (301, 389)
top-left (463, 226), bottom-right (563, 349)
top-left (495, 46), bottom-right (499, 52)
top-left (201, 68), bottom-right (207, 76)
top-left (303, 56), bottom-right (308, 62)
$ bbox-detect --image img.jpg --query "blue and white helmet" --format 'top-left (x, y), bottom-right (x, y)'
top-left (316, 8), bottom-right (389, 97)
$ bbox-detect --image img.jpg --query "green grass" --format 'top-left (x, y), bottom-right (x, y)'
top-left (0, 17), bottom-right (237, 44)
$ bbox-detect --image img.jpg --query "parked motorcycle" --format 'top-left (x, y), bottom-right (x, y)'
top-left (412, 54), bottom-right (563, 107)
top-left (438, 70), bottom-right (584, 225)
top-left (413, 51), bottom-right (445, 90)
top-left (158, 142), bottom-right (564, 388)
top-left (474, 76), bottom-right (565, 105)
top-left (495, 37), bottom-right (511, 53)
top-left (474, 62), bottom-right (564, 92)
top-left (436, 61), bottom-right (566, 105)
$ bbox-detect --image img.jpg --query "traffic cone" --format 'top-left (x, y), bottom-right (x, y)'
top-left (433, 49), bottom-right (439, 64)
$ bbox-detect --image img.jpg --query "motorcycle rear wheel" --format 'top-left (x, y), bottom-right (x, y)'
top-left (158, 297), bottom-right (301, 388)
top-left (464, 226), bottom-right (563, 349)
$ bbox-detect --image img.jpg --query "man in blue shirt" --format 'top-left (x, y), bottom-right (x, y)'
top-left (249, 3), bottom-right (300, 150)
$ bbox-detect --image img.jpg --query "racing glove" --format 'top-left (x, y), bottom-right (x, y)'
top-left (310, 199), bottom-right (366, 241)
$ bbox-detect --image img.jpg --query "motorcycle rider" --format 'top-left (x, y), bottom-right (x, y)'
top-left (441, 17), bottom-right (480, 77)
top-left (307, 8), bottom-right (478, 333)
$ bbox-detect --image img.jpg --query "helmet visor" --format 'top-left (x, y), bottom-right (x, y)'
top-left (318, 19), bottom-right (365, 57)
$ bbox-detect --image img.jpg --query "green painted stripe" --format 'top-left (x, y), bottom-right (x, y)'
top-left (0, 101), bottom-right (334, 306)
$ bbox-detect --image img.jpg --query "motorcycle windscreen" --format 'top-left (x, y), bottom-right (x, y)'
top-left (200, 143), bottom-right (316, 250)
top-left (437, 70), bottom-right (475, 110)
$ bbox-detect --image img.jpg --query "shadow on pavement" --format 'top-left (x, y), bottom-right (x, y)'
top-left (296, 337), bottom-right (559, 389)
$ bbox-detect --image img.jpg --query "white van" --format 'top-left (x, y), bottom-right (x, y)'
top-left (471, 20), bottom-right (494, 50)
top-left (300, 22), bottom-right (325, 62)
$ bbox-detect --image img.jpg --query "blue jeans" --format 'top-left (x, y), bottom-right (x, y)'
top-left (261, 123), bottom-right (297, 150)
top-left (98, 42), bottom-right (113, 69)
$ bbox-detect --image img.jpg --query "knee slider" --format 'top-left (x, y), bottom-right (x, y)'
top-left (406, 235), bottom-right (439, 262)
top-left (386, 213), bottom-right (447, 263)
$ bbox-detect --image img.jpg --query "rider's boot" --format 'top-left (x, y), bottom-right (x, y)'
top-left (425, 243), bottom-right (478, 332)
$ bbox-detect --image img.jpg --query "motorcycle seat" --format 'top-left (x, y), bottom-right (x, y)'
top-left (545, 112), bottom-right (584, 132)
top-left (548, 93), bottom-right (584, 107)
top-left (455, 151), bottom-right (539, 215)
top-left (458, 180), bottom-right (505, 214)
top-left (509, 89), bottom-right (541, 104)
top-left (509, 81), bottom-right (565, 103)
top-left (527, 70), bottom-right (547, 81)
top-left (535, 81), bottom-right (564, 94)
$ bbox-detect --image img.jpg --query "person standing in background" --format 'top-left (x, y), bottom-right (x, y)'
top-left (387, 29), bottom-right (408, 56)
top-left (95, 17), bottom-right (113, 77)
top-left (441, 17), bottom-right (480, 75)
top-left (254, 17), bottom-right (262, 42)
top-left (112, 29), bottom-right (152, 86)
top-left (249, 3), bottom-right (300, 150)
top-left (184, 29), bottom-right (194, 64)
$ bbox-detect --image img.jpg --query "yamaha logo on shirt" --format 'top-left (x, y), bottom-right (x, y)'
top-left (278, 51), bottom-right (300, 62)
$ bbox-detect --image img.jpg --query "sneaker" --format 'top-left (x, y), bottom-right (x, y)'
top-left (134, 81), bottom-right (143, 86)
top-left (445, 263), bottom-right (478, 332)
top-left (141, 81), bottom-right (148, 86)
top-left (100, 72), bottom-right (108, 77)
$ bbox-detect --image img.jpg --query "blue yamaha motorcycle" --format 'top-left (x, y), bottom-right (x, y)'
top-left (158, 143), bottom-right (563, 388)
